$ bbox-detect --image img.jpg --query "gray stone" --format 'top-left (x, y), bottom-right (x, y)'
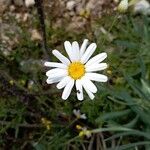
top-left (134, 0), bottom-right (150, 15)
top-left (0, 0), bottom-right (11, 5)
top-left (0, 0), bottom-right (12, 14)
top-left (13, 0), bottom-right (24, 6)
top-left (66, 1), bottom-right (76, 10)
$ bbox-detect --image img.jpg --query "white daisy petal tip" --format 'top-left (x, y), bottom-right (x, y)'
top-left (56, 84), bottom-right (62, 90)
top-left (84, 39), bottom-right (88, 42)
top-left (78, 97), bottom-right (84, 101)
top-left (44, 61), bottom-right (48, 66)
top-left (85, 52), bottom-right (108, 67)
top-left (81, 42), bottom-right (97, 64)
top-left (90, 43), bottom-right (97, 49)
top-left (46, 71), bottom-right (49, 77)
top-left (52, 49), bottom-right (70, 65)
top-left (46, 78), bottom-right (61, 84)
top-left (52, 49), bottom-right (57, 54)
top-left (64, 41), bottom-right (72, 51)
top-left (85, 63), bottom-right (108, 72)
top-left (80, 39), bottom-right (89, 57)
top-left (104, 76), bottom-right (108, 82)
top-left (102, 52), bottom-right (108, 60)
top-left (62, 79), bottom-right (74, 100)
top-left (82, 39), bottom-right (89, 45)
top-left (88, 90), bottom-right (95, 100)
top-left (102, 52), bottom-right (107, 57)
top-left (72, 41), bottom-right (80, 61)
top-left (64, 41), bottom-right (71, 45)
top-left (46, 78), bottom-right (51, 84)
top-left (105, 63), bottom-right (108, 68)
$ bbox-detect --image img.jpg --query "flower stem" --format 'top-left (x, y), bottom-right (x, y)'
top-left (34, 0), bottom-right (49, 59)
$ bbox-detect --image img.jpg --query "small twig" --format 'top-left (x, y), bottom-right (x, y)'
top-left (115, 136), bottom-right (123, 150)
top-left (0, 121), bottom-right (42, 128)
top-left (101, 13), bottom-right (119, 46)
top-left (35, 130), bottom-right (49, 145)
top-left (96, 133), bottom-right (103, 150)
top-left (88, 135), bottom-right (94, 150)
top-left (49, 118), bottom-right (78, 145)
top-left (100, 133), bottom-right (107, 150)
top-left (34, 0), bottom-right (49, 58)
top-left (81, 142), bottom-right (87, 150)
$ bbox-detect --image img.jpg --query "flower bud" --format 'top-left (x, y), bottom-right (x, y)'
top-left (118, 0), bottom-right (129, 13)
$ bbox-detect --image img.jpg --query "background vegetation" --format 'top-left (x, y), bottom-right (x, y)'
top-left (0, 0), bottom-right (150, 149)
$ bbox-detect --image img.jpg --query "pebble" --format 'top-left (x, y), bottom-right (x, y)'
top-left (13, 0), bottom-right (24, 6)
top-left (25, 0), bottom-right (35, 7)
top-left (31, 29), bottom-right (42, 41)
top-left (134, 0), bottom-right (150, 15)
top-left (0, 0), bottom-right (11, 14)
top-left (66, 1), bottom-right (76, 10)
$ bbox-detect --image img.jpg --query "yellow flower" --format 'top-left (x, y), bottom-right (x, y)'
top-left (76, 124), bottom-right (91, 138)
top-left (76, 124), bottom-right (82, 130)
top-left (118, 0), bottom-right (129, 13)
top-left (107, 70), bottom-right (112, 75)
top-left (79, 128), bottom-right (91, 138)
top-left (9, 80), bottom-right (14, 85)
top-left (79, 10), bottom-right (90, 18)
top-left (41, 117), bottom-right (52, 130)
top-left (19, 79), bottom-right (26, 85)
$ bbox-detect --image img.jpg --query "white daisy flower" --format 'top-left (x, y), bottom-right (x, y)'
top-left (73, 109), bottom-right (87, 119)
top-left (44, 39), bottom-right (108, 100)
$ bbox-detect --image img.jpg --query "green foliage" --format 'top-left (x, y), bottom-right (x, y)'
top-left (0, 11), bottom-right (150, 150)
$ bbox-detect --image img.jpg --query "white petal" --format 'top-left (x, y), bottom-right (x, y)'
top-left (46, 69), bottom-right (67, 79)
top-left (81, 76), bottom-right (97, 93)
top-left (44, 62), bottom-right (67, 69)
top-left (52, 50), bottom-right (70, 65)
top-left (73, 109), bottom-right (80, 116)
top-left (85, 73), bottom-right (108, 82)
top-left (72, 41), bottom-right (80, 61)
top-left (73, 109), bottom-right (78, 115)
top-left (81, 43), bottom-right (97, 64)
top-left (86, 89), bottom-right (95, 100)
top-left (76, 79), bottom-right (83, 101)
top-left (85, 52), bottom-right (107, 67)
top-left (80, 114), bottom-right (87, 119)
top-left (46, 68), bottom-right (66, 76)
top-left (62, 79), bottom-right (74, 100)
top-left (46, 77), bottom-right (62, 84)
top-left (82, 83), bottom-right (95, 100)
top-left (64, 41), bottom-right (74, 62)
top-left (57, 76), bottom-right (71, 89)
top-left (86, 63), bottom-right (108, 72)
top-left (80, 39), bottom-right (89, 57)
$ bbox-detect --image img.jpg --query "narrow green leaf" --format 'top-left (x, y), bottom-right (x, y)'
top-left (123, 115), bottom-right (139, 128)
top-left (107, 141), bottom-right (150, 150)
top-left (92, 126), bottom-right (132, 133)
top-left (96, 109), bottom-right (131, 123)
top-left (119, 91), bottom-right (150, 126)
top-left (105, 130), bottom-right (150, 141)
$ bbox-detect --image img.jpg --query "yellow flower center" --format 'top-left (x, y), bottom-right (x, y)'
top-left (68, 62), bottom-right (85, 80)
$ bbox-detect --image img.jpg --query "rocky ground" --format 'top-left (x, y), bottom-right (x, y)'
top-left (0, 0), bottom-right (116, 55)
